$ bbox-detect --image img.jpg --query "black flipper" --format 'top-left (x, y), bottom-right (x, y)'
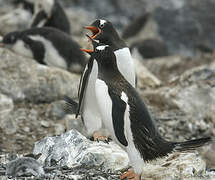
top-left (76, 57), bottom-right (94, 118)
top-left (22, 36), bottom-right (45, 64)
top-left (108, 89), bottom-right (128, 146)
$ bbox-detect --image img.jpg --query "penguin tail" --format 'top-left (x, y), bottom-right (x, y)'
top-left (173, 137), bottom-right (212, 152)
top-left (63, 95), bottom-right (78, 116)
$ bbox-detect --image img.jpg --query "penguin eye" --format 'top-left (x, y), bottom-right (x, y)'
top-left (99, 23), bottom-right (105, 28)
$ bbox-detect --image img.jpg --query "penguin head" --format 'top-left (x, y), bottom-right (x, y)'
top-left (2, 31), bottom-right (20, 45)
top-left (89, 38), bottom-right (117, 70)
top-left (2, 31), bottom-right (34, 58)
top-left (85, 19), bottom-right (120, 45)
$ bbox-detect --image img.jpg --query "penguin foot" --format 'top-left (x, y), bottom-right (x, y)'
top-left (93, 131), bottom-right (110, 144)
top-left (120, 168), bottom-right (141, 180)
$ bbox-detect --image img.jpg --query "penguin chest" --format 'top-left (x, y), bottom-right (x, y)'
top-left (29, 35), bottom-right (67, 69)
top-left (95, 79), bottom-right (122, 145)
top-left (11, 40), bottom-right (34, 59)
top-left (115, 48), bottom-right (135, 87)
top-left (81, 60), bottom-right (102, 134)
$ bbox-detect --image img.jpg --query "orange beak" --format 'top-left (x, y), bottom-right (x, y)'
top-left (84, 26), bottom-right (101, 39)
top-left (81, 48), bottom-right (93, 53)
top-left (81, 34), bottom-right (95, 54)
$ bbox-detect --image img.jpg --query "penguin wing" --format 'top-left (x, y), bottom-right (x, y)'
top-left (22, 36), bottom-right (45, 64)
top-left (108, 89), bottom-right (128, 146)
top-left (76, 58), bottom-right (94, 117)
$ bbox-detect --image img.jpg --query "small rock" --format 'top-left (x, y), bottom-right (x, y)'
top-left (23, 126), bottom-right (30, 133)
top-left (40, 121), bottom-right (50, 128)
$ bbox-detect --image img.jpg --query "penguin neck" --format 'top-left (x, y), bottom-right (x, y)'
top-left (102, 37), bottom-right (127, 51)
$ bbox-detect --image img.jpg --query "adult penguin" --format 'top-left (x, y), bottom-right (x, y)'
top-left (90, 38), bottom-right (211, 180)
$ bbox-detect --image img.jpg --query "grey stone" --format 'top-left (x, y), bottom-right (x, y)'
top-left (54, 123), bottom-right (65, 135)
top-left (134, 58), bottom-right (161, 88)
top-left (45, 100), bottom-right (67, 120)
top-left (0, 49), bottom-right (79, 103)
top-left (0, 94), bottom-right (16, 135)
top-left (33, 129), bottom-right (129, 171)
top-left (6, 157), bottom-right (44, 177)
top-left (40, 120), bottom-right (51, 128)
top-left (152, 0), bottom-right (215, 56)
top-left (0, 8), bottom-right (31, 36)
top-left (0, 94), bottom-right (14, 118)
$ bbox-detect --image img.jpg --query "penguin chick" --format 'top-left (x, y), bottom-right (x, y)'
top-left (89, 40), bottom-right (211, 180)
top-left (2, 27), bottom-right (86, 73)
top-left (30, 0), bottom-right (70, 34)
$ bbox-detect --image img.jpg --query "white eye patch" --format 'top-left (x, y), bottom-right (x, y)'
top-left (99, 19), bottom-right (107, 26)
top-left (96, 45), bottom-right (109, 51)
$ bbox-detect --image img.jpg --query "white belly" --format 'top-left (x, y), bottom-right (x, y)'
top-left (115, 48), bottom-right (136, 87)
top-left (95, 81), bottom-right (144, 174)
top-left (81, 60), bottom-right (102, 135)
top-left (125, 111), bottom-right (145, 174)
top-left (11, 40), bottom-right (34, 59)
top-left (29, 35), bottom-right (68, 69)
top-left (95, 79), bottom-right (123, 144)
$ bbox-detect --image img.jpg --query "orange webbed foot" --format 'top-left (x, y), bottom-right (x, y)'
top-left (93, 131), bottom-right (110, 144)
top-left (120, 168), bottom-right (141, 180)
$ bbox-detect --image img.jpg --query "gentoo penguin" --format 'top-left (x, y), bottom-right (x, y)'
top-left (89, 39), bottom-right (211, 180)
top-left (64, 20), bottom-right (136, 140)
top-left (1, 27), bottom-right (86, 73)
top-left (84, 19), bottom-right (136, 87)
top-left (30, 0), bottom-right (70, 34)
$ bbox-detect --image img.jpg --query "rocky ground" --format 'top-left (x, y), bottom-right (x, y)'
top-left (0, 0), bottom-right (215, 179)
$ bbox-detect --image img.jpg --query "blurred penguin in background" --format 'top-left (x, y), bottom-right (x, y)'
top-left (12, 0), bottom-right (34, 14)
top-left (30, 0), bottom-right (71, 34)
top-left (0, 27), bottom-right (86, 73)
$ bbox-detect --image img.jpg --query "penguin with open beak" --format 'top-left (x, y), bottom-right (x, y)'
top-left (88, 38), bottom-right (211, 180)
top-left (83, 19), bottom-right (136, 87)
top-left (1, 27), bottom-right (86, 73)
top-left (30, 0), bottom-right (70, 34)
top-left (64, 19), bottom-right (136, 140)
